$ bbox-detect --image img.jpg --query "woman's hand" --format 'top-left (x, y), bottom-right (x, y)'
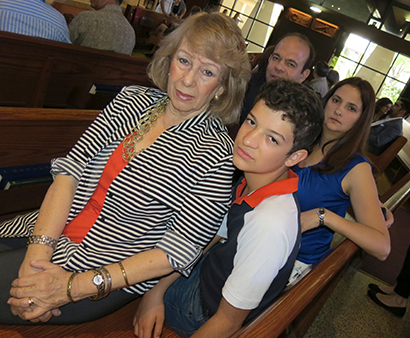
top-left (385, 208), bottom-right (394, 228)
top-left (14, 256), bottom-right (60, 323)
top-left (300, 209), bottom-right (321, 233)
top-left (379, 202), bottom-right (394, 228)
top-left (134, 288), bottom-right (165, 338)
top-left (9, 260), bottom-right (70, 321)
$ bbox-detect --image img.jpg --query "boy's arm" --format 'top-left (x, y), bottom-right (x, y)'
top-left (134, 272), bottom-right (180, 338)
top-left (191, 297), bottom-right (250, 338)
top-left (133, 234), bottom-right (223, 338)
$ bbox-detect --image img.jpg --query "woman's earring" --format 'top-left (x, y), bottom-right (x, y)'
top-left (214, 94), bottom-right (219, 101)
top-left (168, 73), bottom-right (170, 76)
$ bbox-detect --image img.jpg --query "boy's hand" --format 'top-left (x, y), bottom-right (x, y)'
top-left (134, 288), bottom-right (165, 338)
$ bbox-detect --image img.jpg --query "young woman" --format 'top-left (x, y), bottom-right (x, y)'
top-left (289, 77), bottom-right (391, 284)
top-left (373, 97), bottom-right (393, 122)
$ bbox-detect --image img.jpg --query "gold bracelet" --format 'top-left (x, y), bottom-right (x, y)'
top-left (118, 261), bottom-right (130, 287)
top-left (28, 235), bottom-right (57, 250)
top-left (101, 266), bottom-right (112, 295)
top-left (67, 272), bottom-right (78, 303)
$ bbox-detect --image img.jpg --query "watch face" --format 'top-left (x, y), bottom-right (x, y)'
top-left (93, 275), bottom-right (104, 286)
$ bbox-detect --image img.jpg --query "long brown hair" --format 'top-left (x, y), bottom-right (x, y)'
top-left (314, 77), bottom-right (375, 174)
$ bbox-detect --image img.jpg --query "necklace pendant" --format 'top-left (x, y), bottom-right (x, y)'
top-left (122, 96), bottom-right (169, 162)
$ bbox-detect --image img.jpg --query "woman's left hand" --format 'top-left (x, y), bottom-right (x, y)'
top-left (8, 260), bottom-right (70, 321)
top-left (300, 209), bottom-right (322, 233)
top-left (385, 208), bottom-right (394, 228)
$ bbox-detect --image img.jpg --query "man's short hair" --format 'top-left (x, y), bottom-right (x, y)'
top-left (314, 61), bottom-right (329, 77)
top-left (276, 33), bottom-right (316, 72)
top-left (255, 79), bottom-right (323, 154)
top-left (400, 98), bottom-right (410, 118)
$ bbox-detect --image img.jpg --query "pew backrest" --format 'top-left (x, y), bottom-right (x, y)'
top-left (0, 107), bottom-right (100, 220)
top-left (0, 30), bottom-right (151, 109)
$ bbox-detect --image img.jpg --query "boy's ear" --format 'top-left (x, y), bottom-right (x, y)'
top-left (284, 149), bottom-right (308, 167)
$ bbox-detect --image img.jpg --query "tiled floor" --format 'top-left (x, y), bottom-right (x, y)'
top-left (302, 264), bottom-right (410, 338)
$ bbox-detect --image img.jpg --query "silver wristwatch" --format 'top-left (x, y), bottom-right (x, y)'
top-left (317, 208), bottom-right (326, 226)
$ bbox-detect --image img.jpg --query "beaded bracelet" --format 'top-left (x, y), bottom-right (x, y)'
top-left (118, 261), bottom-right (130, 287)
top-left (28, 235), bottom-right (57, 250)
top-left (67, 272), bottom-right (78, 303)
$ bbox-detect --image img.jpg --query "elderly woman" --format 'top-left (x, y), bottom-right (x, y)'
top-left (0, 12), bottom-right (251, 325)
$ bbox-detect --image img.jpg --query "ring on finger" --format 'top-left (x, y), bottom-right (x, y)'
top-left (28, 297), bottom-right (36, 307)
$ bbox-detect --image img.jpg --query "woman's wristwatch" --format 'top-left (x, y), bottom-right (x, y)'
top-left (317, 208), bottom-right (326, 226)
top-left (89, 267), bottom-right (112, 300)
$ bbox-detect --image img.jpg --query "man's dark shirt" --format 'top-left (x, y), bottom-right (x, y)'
top-left (240, 72), bottom-right (266, 125)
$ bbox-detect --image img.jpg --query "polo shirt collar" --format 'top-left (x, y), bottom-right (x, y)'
top-left (233, 169), bottom-right (299, 208)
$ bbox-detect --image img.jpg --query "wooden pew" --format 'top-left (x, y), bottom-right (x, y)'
top-left (0, 107), bottom-right (100, 221)
top-left (127, 5), bottom-right (182, 49)
top-left (1, 107), bottom-right (410, 337)
top-left (0, 30), bottom-right (151, 110)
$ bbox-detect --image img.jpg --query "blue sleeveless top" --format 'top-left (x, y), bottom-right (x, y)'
top-left (292, 153), bottom-right (368, 265)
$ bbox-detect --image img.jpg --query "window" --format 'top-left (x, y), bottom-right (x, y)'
top-left (334, 33), bottom-right (410, 102)
top-left (219, 1), bottom-right (283, 52)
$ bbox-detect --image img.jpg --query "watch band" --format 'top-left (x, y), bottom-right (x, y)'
top-left (317, 208), bottom-right (326, 226)
top-left (89, 267), bottom-right (112, 301)
top-left (27, 235), bottom-right (57, 250)
top-left (90, 268), bottom-right (105, 300)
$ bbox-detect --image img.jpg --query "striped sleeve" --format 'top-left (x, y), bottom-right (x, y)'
top-left (50, 86), bottom-right (162, 180)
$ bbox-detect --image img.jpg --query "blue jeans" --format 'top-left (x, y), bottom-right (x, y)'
top-left (164, 258), bottom-right (210, 337)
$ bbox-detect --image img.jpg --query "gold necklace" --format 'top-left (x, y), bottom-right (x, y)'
top-left (122, 97), bottom-right (169, 161)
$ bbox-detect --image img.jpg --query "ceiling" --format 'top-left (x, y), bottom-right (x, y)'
top-left (310, 0), bottom-right (410, 37)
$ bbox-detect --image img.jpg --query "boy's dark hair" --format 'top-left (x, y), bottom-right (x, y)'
top-left (255, 79), bottom-right (323, 154)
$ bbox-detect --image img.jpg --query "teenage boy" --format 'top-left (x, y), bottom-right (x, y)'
top-left (133, 79), bottom-right (323, 338)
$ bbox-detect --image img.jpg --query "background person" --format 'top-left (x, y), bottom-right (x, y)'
top-left (171, 0), bottom-right (186, 18)
top-left (240, 32), bottom-right (315, 125)
top-left (288, 77), bottom-right (391, 286)
top-left (368, 243), bottom-right (410, 318)
top-left (326, 69), bottom-right (339, 89)
top-left (69, 0), bottom-right (135, 55)
top-left (367, 98), bottom-right (410, 156)
top-left (0, 0), bottom-right (70, 43)
top-left (155, 0), bottom-right (174, 15)
top-left (373, 97), bottom-right (393, 122)
top-left (310, 61), bottom-right (330, 98)
top-left (0, 12), bottom-right (251, 326)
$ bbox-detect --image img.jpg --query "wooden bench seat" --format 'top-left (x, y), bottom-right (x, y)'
top-left (1, 107), bottom-right (410, 337)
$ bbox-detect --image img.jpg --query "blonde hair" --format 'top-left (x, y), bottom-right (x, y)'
top-left (148, 12), bottom-right (251, 125)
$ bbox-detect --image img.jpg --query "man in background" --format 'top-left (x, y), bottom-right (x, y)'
top-left (310, 61), bottom-right (330, 98)
top-left (0, 0), bottom-right (71, 43)
top-left (69, 0), bottom-right (135, 55)
top-left (368, 98), bottom-right (410, 155)
top-left (240, 33), bottom-right (315, 124)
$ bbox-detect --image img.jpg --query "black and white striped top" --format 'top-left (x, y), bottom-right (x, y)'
top-left (2, 86), bottom-right (234, 295)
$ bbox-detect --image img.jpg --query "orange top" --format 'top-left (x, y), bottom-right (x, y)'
top-left (62, 142), bottom-right (128, 243)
